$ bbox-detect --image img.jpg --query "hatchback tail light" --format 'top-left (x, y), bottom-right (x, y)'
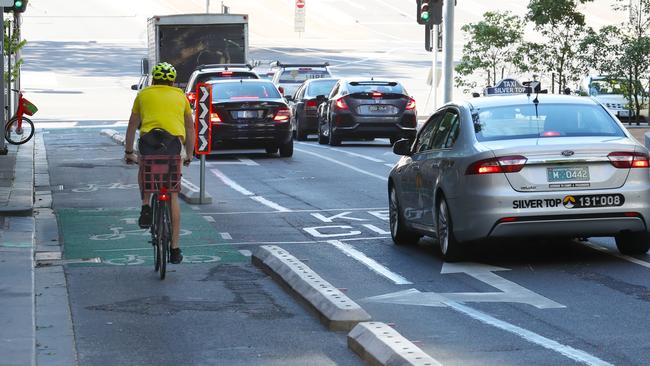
top-left (372, 92), bottom-right (383, 98)
top-left (405, 97), bottom-right (416, 110)
top-left (608, 152), bottom-right (650, 168)
top-left (466, 155), bottom-right (528, 175)
top-left (210, 112), bottom-right (222, 124)
top-left (187, 92), bottom-right (196, 103)
top-left (274, 107), bottom-right (291, 122)
top-left (335, 97), bottom-right (349, 110)
top-left (305, 100), bottom-right (318, 109)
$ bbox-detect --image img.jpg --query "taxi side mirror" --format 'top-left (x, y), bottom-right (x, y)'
top-left (393, 139), bottom-right (412, 156)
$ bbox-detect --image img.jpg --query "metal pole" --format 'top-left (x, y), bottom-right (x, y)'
top-left (14, 12), bottom-right (19, 101)
top-left (6, 17), bottom-right (10, 119)
top-left (0, 11), bottom-right (6, 155)
top-left (206, 0), bottom-right (210, 13)
top-left (441, 0), bottom-right (455, 103)
top-left (432, 24), bottom-right (439, 111)
top-left (200, 155), bottom-right (206, 203)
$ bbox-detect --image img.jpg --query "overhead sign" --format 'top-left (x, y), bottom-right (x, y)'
top-left (195, 83), bottom-right (212, 155)
top-left (295, 0), bottom-right (305, 32)
top-left (484, 78), bottom-right (531, 96)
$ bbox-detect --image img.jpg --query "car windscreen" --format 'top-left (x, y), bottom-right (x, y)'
top-left (279, 69), bottom-right (330, 83)
top-left (210, 82), bottom-right (282, 101)
top-left (306, 80), bottom-right (338, 98)
top-left (474, 103), bottom-right (625, 141)
top-left (197, 72), bottom-right (258, 85)
top-left (347, 82), bottom-right (404, 94)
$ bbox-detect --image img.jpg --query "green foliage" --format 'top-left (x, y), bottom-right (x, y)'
top-left (3, 19), bottom-right (26, 82)
top-left (454, 11), bottom-right (524, 93)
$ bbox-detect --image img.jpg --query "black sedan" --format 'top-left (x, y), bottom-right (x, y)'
top-left (317, 79), bottom-right (417, 146)
top-left (288, 78), bottom-right (339, 140)
top-left (207, 79), bottom-right (293, 157)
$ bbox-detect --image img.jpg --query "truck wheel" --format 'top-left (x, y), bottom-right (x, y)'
top-left (615, 232), bottom-right (650, 255)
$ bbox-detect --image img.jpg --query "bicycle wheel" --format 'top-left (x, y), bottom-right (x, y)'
top-left (159, 200), bottom-right (171, 280)
top-left (151, 196), bottom-right (161, 272)
top-left (5, 116), bottom-right (35, 145)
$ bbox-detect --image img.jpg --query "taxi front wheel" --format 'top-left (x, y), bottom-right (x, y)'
top-left (615, 232), bottom-right (650, 255)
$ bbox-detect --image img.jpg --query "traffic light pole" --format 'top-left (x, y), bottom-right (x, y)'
top-left (432, 24), bottom-right (439, 111)
top-left (441, 0), bottom-right (455, 103)
top-left (0, 10), bottom-right (6, 155)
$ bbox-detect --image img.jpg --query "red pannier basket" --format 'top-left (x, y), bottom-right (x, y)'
top-left (139, 155), bottom-right (182, 193)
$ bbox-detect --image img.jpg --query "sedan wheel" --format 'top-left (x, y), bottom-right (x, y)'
top-left (389, 187), bottom-right (421, 245)
top-left (615, 232), bottom-right (650, 255)
top-left (318, 120), bottom-right (328, 145)
top-left (437, 197), bottom-right (463, 262)
top-left (279, 139), bottom-right (293, 158)
top-left (328, 122), bottom-right (341, 146)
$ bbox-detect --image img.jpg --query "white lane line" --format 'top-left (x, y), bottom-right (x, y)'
top-left (583, 242), bottom-right (650, 269)
top-left (297, 142), bottom-right (385, 163)
top-left (94, 236), bottom-right (391, 252)
top-left (327, 239), bottom-right (412, 285)
top-left (206, 158), bottom-right (259, 166)
top-left (211, 169), bottom-right (254, 196)
top-left (362, 224), bottom-right (391, 235)
top-left (221, 232), bottom-right (232, 240)
top-left (295, 148), bottom-right (387, 181)
top-left (203, 215), bottom-right (216, 223)
top-left (200, 207), bottom-right (387, 215)
top-left (384, 163), bottom-right (395, 168)
top-left (190, 206), bottom-right (200, 211)
top-left (446, 301), bottom-right (613, 366)
top-left (250, 196), bottom-right (291, 212)
top-left (238, 250), bottom-right (252, 257)
top-left (182, 177), bottom-right (200, 193)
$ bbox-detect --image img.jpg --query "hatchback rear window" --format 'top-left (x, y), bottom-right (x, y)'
top-left (306, 80), bottom-right (337, 98)
top-left (474, 103), bottom-right (625, 141)
top-left (347, 82), bottom-right (404, 94)
top-left (279, 69), bottom-right (330, 83)
top-left (209, 82), bottom-right (282, 100)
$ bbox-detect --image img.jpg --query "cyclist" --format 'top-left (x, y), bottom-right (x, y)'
top-left (124, 62), bottom-right (195, 264)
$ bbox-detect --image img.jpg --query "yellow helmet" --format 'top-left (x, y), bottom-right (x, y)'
top-left (152, 62), bottom-right (177, 82)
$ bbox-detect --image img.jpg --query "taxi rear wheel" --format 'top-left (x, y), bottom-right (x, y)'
top-left (437, 197), bottom-right (464, 262)
top-left (389, 186), bottom-right (421, 245)
top-left (615, 232), bottom-right (650, 255)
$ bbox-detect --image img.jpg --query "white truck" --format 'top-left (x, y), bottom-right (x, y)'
top-left (133, 13), bottom-right (249, 90)
top-left (579, 75), bottom-right (640, 121)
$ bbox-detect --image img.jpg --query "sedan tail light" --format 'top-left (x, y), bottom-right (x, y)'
top-left (608, 152), bottom-right (650, 169)
top-left (466, 155), bottom-right (528, 175)
top-left (210, 112), bottom-right (222, 124)
top-left (305, 99), bottom-right (318, 109)
top-left (335, 97), bottom-right (349, 110)
top-left (273, 107), bottom-right (291, 122)
top-left (405, 97), bottom-right (416, 110)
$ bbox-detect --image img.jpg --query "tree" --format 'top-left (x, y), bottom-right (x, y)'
top-left (3, 18), bottom-right (26, 83)
top-left (454, 11), bottom-right (524, 93)
top-left (524, 0), bottom-right (593, 93)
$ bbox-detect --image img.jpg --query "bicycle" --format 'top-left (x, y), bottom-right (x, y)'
top-left (4, 89), bottom-right (38, 145)
top-left (139, 155), bottom-right (182, 280)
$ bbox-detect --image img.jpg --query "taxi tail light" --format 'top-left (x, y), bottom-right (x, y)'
top-left (273, 107), bottom-right (291, 122)
top-left (608, 152), bottom-right (649, 169)
top-left (466, 155), bottom-right (527, 175)
top-left (335, 97), bottom-right (349, 110)
top-left (405, 97), bottom-right (417, 110)
top-left (210, 112), bottom-right (222, 124)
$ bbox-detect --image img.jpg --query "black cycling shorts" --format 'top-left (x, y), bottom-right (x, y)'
top-left (138, 128), bottom-right (182, 156)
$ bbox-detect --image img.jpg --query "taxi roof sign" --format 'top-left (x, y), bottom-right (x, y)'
top-left (484, 78), bottom-right (532, 96)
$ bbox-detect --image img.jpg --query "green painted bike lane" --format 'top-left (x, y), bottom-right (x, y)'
top-left (57, 204), bottom-right (246, 266)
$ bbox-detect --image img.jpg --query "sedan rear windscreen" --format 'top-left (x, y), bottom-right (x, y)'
top-left (279, 69), bottom-right (330, 83)
top-left (347, 82), bottom-right (404, 94)
top-left (474, 103), bottom-right (625, 141)
top-left (210, 82), bottom-right (282, 100)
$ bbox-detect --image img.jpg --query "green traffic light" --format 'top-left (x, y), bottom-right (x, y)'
top-left (421, 12), bottom-right (430, 21)
top-left (15, 0), bottom-right (23, 6)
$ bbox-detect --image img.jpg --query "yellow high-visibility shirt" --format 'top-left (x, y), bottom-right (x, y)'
top-left (132, 85), bottom-right (191, 141)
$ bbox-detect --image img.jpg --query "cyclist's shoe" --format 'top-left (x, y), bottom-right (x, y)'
top-left (138, 205), bottom-right (152, 228)
top-left (170, 248), bottom-right (183, 264)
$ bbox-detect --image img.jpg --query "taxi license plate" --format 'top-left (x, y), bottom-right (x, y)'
top-left (563, 194), bottom-right (624, 209)
top-left (547, 166), bottom-right (589, 182)
top-left (369, 105), bottom-right (388, 112)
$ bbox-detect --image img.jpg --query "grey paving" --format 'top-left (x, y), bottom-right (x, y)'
top-left (0, 138), bottom-right (34, 215)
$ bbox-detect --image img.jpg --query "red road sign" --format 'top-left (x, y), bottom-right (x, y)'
top-left (296, 0), bottom-right (305, 9)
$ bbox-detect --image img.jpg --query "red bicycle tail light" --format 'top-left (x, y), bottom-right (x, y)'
top-left (159, 186), bottom-right (170, 201)
top-left (608, 152), bottom-right (649, 169)
top-left (405, 97), bottom-right (416, 110)
top-left (273, 107), bottom-right (291, 122)
top-left (210, 112), bottom-right (222, 124)
top-left (335, 97), bottom-right (349, 110)
top-left (466, 155), bottom-right (527, 175)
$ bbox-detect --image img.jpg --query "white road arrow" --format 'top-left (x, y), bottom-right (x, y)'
top-left (364, 262), bottom-right (565, 309)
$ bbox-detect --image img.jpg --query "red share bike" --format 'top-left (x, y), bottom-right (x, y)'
top-left (4, 89), bottom-right (38, 145)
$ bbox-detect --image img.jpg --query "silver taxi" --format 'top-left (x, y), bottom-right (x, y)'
top-left (389, 93), bottom-right (650, 261)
